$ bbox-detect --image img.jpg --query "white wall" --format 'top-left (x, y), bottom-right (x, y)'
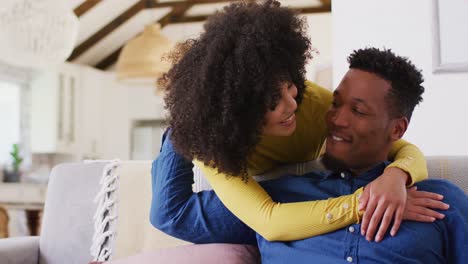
top-left (161, 14), bottom-right (332, 88)
top-left (304, 13), bottom-right (333, 89)
top-left (333, 0), bottom-right (468, 156)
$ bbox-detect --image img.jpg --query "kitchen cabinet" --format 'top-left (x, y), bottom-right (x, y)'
top-left (30, 64), bottom-right (81, 154)
top-left (79, 67), bottom-right (105, 159)
top-left (29, 64), bottom-right (167, 160)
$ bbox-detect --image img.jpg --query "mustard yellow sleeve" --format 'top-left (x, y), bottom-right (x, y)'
top-left (387, 139), bottom-right (428, 185)
top-left (195, 160), bottom-right (363, 241)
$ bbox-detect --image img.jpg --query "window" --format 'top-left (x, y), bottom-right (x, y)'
top-left (0, 81), bottom-right (20, 164)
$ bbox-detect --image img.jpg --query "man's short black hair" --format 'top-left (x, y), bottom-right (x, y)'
top-left (348, 48), bottom-right (424, 121)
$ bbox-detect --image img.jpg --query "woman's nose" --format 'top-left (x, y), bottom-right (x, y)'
top-left (285, 94), bottom-right (297, 113)
top-left (285, 86), bottom-right (298, 112)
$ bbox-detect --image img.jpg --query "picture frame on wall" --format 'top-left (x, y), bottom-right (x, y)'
top-left (432, 0), bottom-right (468, 73)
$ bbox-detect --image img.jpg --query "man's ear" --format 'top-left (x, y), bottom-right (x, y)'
top-left (390, 117), bottom-right (408, 140)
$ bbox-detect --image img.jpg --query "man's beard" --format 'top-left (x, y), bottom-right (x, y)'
top-left (322, 152), bottom-right (349, 173)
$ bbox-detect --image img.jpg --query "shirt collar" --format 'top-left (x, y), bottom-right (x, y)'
top-left (306, 158), bottom-right (390, 181)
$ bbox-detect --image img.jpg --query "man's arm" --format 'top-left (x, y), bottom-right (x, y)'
top-left (416, 180), bottom-right (468, 264)
top-left (438, 182), bottom-right (468, 264)
top-left (150, 130), bottom-right (256, 245)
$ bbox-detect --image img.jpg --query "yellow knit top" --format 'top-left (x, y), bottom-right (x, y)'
top-left (195, 81), bottom-right (428, 241)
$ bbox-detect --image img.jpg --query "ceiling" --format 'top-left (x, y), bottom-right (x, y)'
top-left (68, 0), bottom-right (331, 71)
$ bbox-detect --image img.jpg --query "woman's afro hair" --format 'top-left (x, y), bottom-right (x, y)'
top-left (160, 0), bottom-right (312, 178)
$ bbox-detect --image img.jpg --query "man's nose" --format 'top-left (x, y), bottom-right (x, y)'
top-left (331, 108), bottom-right (349, 127)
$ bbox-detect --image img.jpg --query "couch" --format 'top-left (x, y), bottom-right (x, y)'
top-left (0, 156), bottom-right (467, 264)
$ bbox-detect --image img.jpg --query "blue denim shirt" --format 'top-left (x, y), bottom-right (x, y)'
top-left (150, 132), bottom-right (468, 264)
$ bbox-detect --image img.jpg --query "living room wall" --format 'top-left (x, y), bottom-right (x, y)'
top-left (333, 0), bottom-right (468, 155)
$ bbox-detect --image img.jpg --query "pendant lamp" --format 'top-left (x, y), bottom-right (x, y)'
top-left (116, 23), bottom-right (173, 82)
top-left (0, 0), bottom-right (79, 69)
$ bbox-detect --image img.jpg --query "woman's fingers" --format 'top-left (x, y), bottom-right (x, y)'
top-left (412, 197), bottom-right (450, 210)
top-left (359, 186), bottom-right (370, 211)
top-left (365, 201), bottom-right (387, 241)
top-left (375, 205), bottom-right (397, 242)
top-left (404, 211), bottom-right (436, 222)
top-left (390, 206), bottom-right (405, 236)
top-left (408, 189), bottom-right (444, 201)
top-left (404, 188), bottom-right (449, 222)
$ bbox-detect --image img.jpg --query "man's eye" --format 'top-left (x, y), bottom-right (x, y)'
top-left (353, 108), bottom-right (366, 115)
top-left (331, 100), bottom-right (340, 108)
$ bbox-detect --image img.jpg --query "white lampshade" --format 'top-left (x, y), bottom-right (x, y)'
top-left (0, 0), bottom-right (19, 13)
top-left (0, 0), bottom-right (79, 69)
top-left (116, 23), bottom-right (174, 81)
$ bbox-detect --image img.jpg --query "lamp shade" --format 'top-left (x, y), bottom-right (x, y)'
top-left (116, 23), bottom-right (173, 81)
top-left (0, 0), bottom-right (78, 69)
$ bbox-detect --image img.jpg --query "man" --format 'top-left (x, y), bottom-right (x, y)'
top-left (150, 48), bottom-right (468, 263)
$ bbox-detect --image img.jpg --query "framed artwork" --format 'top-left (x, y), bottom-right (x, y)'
top-left (432, 0), bottom-right (468, 73)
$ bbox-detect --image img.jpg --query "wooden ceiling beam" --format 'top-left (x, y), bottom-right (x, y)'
top-left (68, 0), bottom-right (146, 61)
top-left (74, 0), bottom-right (103, 17)
top-left (171, 4), bottom-right (332, 24)
top-left (294, 4), bottom-right (331, 14)
top-left (95, 47), bottom-right (121, 70)
top-left (158, 2), bottom-right (194, 27)
top-left (319, 0), bottom-right (332, 6)
top-left (94, 1), bottom-right (332, 70)
top-left (146, 0), bottom-right (235, 8)
top-left (95, 3), bottom-right (194, 70)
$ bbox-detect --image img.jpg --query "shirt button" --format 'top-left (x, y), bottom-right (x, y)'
top-left (340, 172), bottom-right (346, 178)
top-left (347, 256), bottom-right (353, 262)
top-left (326, 213), bottom-right (333, 220)
top-left (348, 226), bottom-right (355, 233)
top-left (342, 203), bottom-right (349, 209)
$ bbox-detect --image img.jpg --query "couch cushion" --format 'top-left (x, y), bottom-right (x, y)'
top-left (106, 244), bottom-right (260, 264)
top-left (427, 156), bottom-right (468, 193)
top-left (113, 161), bottom-right (190, 259)
top-left (92, 161), bottom-right (191, 262)
top-left (40, 162), bottom-right (105, 264)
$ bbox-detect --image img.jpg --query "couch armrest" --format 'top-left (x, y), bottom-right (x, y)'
top-left (0, 236), bottom-right (39, 264)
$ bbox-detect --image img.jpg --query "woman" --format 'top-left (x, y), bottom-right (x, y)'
top-left (158, 0), bottom-right (431, 242)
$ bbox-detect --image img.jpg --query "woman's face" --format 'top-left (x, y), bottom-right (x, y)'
top-left (263, 82), bottom-right (298, 136)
